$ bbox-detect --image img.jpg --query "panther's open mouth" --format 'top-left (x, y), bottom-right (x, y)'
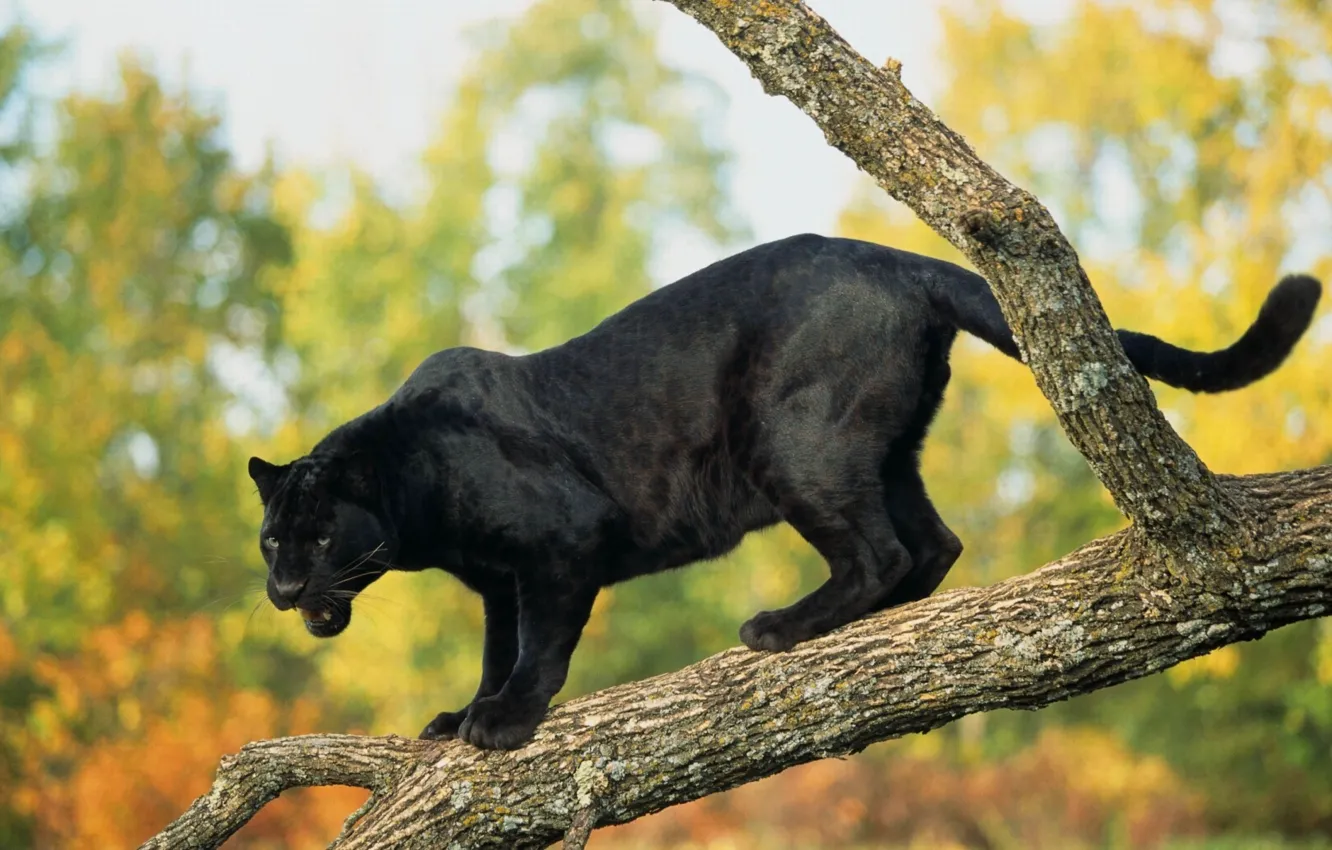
top-left (296, 605), bottom-right (348, 637)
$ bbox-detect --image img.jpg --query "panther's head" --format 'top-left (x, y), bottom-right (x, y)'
top-left (248, 453), bottom-right (395, 637)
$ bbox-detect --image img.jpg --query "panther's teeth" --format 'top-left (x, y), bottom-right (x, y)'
top-left (298, 608), bottom-right (331, 623)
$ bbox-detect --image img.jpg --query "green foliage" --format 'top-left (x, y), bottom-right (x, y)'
top-left (467, 0), bottom-right (745, 349)
top-left (0, 25), bottom-right (44, 170)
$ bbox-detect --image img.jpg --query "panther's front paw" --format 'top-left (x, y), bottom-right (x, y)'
top-left (739, 609), bottom-right (808, 652)
top-left (457, 694), bottom-right (549, 750)
top-left (419, 707), bottom-right (470, 740)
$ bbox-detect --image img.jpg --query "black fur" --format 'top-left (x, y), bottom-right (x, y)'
top-left (248, 235), bottom-right (1320, 749)
top-left (1116, 275), bottom-right (1321, 392)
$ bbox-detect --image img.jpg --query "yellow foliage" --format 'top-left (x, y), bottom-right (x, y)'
top-left (1316, 621), bottom-right (1332, 686)
top-left (1168, 644), bottom-right (1242, 685)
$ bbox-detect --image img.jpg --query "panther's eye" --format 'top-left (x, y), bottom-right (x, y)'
top-left (316, 537), bottom-right (331, 548)
top-left (263, 536), bottom-right (280, 550)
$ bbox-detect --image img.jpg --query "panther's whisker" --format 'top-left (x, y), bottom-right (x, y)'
top-left (323, 544), bottom-right (390, 592)
top-left (327, 570), bottom-right (376, 591)
top-left (192, 589), bottom-right (251, 615)
top-left (341, 542), bottom-right (386, 574)
top-left (242, 596), bottom-right (269, 637)
top-left (324, 588), bottom-right (400, 609)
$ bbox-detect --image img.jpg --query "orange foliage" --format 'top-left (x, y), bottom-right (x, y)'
top-left (10, 612), bottom-right (364, 849)
top-left (0, 623), bottom-right (16, 677)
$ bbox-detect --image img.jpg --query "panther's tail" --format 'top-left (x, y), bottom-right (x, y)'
top-left (930, 265), bottom-right (1321, 393)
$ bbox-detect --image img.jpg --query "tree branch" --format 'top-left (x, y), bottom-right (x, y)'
top-left (659, 0), bottom-right (1245, 542)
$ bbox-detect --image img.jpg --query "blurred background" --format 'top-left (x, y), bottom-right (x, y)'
top-left (2, 0), bottom-right (1331, 847)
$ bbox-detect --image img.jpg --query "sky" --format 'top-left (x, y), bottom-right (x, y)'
top-left (10, 0), bottom-right (949, 284)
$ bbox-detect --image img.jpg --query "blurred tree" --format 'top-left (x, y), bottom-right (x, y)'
top-left (838, 0), bottom-right (1332, 835)
top-left (0, 42), bottom-right (353, 845)
top-left (0, 23), bottom-right (45, 848)
top-left (465, 0), bottom-right (745, 349)
top-left (0, 25), bottom-right (43, 171)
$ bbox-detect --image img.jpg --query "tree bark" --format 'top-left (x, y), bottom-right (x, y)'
top-left (141, 1), bottom-right (1329, 847)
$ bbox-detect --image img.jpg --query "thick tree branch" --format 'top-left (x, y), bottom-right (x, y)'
top-left (143, 467), bottom-right (1332, 850)
top-left (659, 0), bottom-right (1245, 542)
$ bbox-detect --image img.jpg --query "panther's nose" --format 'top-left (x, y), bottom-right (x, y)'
top-left (271, 577), bottom-right (308, 609)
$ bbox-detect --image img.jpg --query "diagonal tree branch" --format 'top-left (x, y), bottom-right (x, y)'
top-left (143, 468), bottom-right (1332, 850)
top-left (141, 2), bottom-right (1329, 847)
top-left (659, 0), bottom-right (1245, 542)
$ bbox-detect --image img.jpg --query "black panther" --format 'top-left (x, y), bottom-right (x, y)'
top-left (248, 234), bottom-right (1321, 750)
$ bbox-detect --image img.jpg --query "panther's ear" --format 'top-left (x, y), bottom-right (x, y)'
top-left (248, 456), bottom-right (288, 504)
top-left (333, 452), bottom-right (380, 506)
